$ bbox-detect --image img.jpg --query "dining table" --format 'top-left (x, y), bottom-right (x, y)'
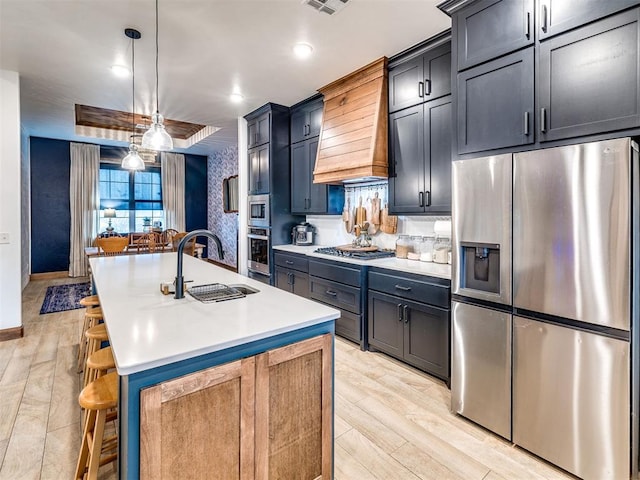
top-left (84, 242), bottom-right (206, 258)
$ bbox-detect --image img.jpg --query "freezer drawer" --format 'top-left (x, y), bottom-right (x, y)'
top-left (513, 317), bottom-right (629, 480)
top-left (451, 301), bottom-right (511, 440)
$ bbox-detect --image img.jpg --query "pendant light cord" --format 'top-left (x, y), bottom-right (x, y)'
top-left (155, 0), bottom-right (159, 115)
top-left (131, 34), bottom-right (136, 137)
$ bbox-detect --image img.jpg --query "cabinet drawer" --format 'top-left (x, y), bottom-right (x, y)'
top-left (274, 252), bottom-right (308, 273)
top-left (309, 276), bottom-right (361, 314)
top-left (308, 259), bottom-right (361, 287)
top-left (368, 270), bottom-right (450, 309)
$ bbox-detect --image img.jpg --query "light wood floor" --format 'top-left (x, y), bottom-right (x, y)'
top-left (0, 277), bottom-right (574, 479)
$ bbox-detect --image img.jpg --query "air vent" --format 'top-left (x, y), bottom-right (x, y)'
top-left (303, 0), bottom-right (349, 15)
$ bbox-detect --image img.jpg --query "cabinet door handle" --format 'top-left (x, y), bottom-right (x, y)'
top-left (325, 290), bottom-right (337, 297)
top-left (285, 260), bottom-right (294, 265)
top-left (418, 81), bottom-right (424, 98)
top-left (541, 4), bottom-right (548, 33)
top-left (419, 191), bottom-right (424, 207)
top-left (395, 284), bottom-right (412, 292)
top-left (524, 111), bottom-right (530, 136)
top-left (287, 272), bottom-right (293, 285)
top-left (424, 191), bottom-right (431, 207)
top-left (525, 11), bottom-right (531, 39)
top-left (540, 107), bottom-right (547, 133)
top-left (403, 305), bottom-right (410, 323)
top-left (397, 303), bottom-right (404, 321)
top-left (424, 79), bottom-right (431, 96)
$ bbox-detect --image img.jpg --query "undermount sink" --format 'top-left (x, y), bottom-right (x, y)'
top-left (227, 284), bottom-right (260, 295)
top-left (188, 283), bottom-right (260, 303)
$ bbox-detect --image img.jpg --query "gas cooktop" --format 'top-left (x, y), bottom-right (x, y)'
top-left (314, 247), bottom-right (396, 259)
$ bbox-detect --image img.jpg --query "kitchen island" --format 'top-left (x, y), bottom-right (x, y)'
top-left (89, 253), bottom-right (339, 480)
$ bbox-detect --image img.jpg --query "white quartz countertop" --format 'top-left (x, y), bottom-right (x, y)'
top-left (273, 245), bottom-right (452, 280)
top-left (90, 253), bottom-right (340, 375)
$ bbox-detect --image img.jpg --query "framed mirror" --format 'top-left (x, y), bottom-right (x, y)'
top-left (223, 175), bottom-right (239, 213)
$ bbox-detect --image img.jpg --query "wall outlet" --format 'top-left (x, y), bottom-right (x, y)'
top-left (0, 233), bottom-right (9, 244)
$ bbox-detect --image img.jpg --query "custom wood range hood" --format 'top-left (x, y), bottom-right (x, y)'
top-left (313, 57), bottom-right (389, 184)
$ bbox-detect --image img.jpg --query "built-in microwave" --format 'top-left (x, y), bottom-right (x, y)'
top-left (248, 194), bottom-right (270, 227)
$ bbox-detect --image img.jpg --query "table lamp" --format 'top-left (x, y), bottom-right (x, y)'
top-left (104, 208), bottom-right (117, 232)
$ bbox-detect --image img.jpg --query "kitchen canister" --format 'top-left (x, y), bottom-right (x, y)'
top-left (395, 235), bottom-right (412, 259)
top-left (420, 236), bottom-right (435, 262)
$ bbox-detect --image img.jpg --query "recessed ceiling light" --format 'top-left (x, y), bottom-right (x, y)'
top-left (293, 42), bottom-right (313, 59)
top-left (230, 92), bottom-right (244, 103)
top-left (111, 64), bottom-right (130, 78)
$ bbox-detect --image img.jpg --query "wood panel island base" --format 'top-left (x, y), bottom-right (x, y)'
top-left (89, 253), bottom-right (339, 480)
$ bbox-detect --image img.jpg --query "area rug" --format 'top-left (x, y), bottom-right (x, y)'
top-left (39, 282), bottom-right (91, 314)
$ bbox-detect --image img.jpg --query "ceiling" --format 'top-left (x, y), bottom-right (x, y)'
top-left (0, 0), bottom-right (451, 158)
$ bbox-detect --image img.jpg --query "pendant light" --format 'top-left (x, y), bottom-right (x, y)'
top-left (121, 28), bottom-right (145, 171)
top-left (141, 0), bottom-right (173, 151)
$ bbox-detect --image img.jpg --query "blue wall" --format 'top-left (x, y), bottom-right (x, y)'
top-left (31, 138), bottom-right (72, 273)
top-left (30, 137), bottom-right (209, 273)
top-left (185, 154), bottom-right (209, 258)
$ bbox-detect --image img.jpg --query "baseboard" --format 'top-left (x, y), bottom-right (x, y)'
top-left (30, 271), bottom-right (69, 281)
top-left (0, 326), bottom-right (24, 342)
top-left (205, 258), bottom-right (238, 272)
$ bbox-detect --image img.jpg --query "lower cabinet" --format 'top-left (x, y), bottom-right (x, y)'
top-left (309, 258), bottom-right (365, 347)
top-left (140, 334), bottom-right (333, 480)
top-left (368, 268), bottom-right (450, 382)
top-left (274, 252), bottom-right (309, 298)
top-left (275, 267), bottom-right (309, 297)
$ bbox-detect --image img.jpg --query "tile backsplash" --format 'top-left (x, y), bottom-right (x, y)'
top-left (307, 215), bottom-right (451, 249)
top-left (307, 181), bottom-right (451, 249)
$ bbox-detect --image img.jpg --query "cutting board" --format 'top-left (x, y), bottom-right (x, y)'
top-left (380, 203), bottom-right (398, 234)
top-left (336, 244), bottom-right (378, 252)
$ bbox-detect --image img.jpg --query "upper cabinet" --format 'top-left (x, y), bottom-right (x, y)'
top-left (440, 0), bottom-right (640, 156)
top-left (388, 42), bottom-right (451, 113)
top-left (388, 35), bottom-right (453, 215)
top-left (457, 48), bottom-right (534, 154)
top-left (290, 95), bottom-right (344, 215)
top-left (538, 0), bottom-right (640, 40)
top-left (456, 0), bottom-right (534, 71)
top-left (539, 9), bottom-right (640, 142)
top-left (247, 111), bottom-right (270, 149)
top-left (290, 98), bottom-right (324, 144)
top-left (245, 103), bottom-right (290, 196)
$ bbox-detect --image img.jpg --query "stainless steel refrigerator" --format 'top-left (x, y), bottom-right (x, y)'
top-left (451, 138), bottom-right (638, 480)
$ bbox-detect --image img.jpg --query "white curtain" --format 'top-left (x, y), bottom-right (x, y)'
top-left (161, 152), bottom-right (186, 231)
top-left (69, 143), bottom-right (100, 277)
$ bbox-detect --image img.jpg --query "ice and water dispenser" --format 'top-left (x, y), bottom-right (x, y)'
top-left (459, 242), bottom-right (501, 294)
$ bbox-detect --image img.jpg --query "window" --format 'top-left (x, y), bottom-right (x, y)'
top-left (99, 164), bottom-right (164, 233)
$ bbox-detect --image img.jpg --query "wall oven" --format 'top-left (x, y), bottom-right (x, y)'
top-left (247, 227), bottom-right (270, 277)
top-left (248, 194), bottom-right (269, 228)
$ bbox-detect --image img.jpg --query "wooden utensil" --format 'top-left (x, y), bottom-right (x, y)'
top-left (355, 196), bottom-right (366, 226)
top-left (343, 198), bottom-right (353, 233)
top-left (370, 192), bottom-right (381, 234)
top-left (380, 203), bottom-right (398, 234)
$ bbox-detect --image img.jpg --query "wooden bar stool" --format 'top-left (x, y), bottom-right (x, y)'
top-left (77, 307), bottom-right (104, 373)
top-left (83, 324), bottom-right (109, 388)
top-left (79, 294), bottom-right (100, 308)
top-left (85, 346), bottom-right (115, 388)
top-left (74, 372), bottom-right (119, 480)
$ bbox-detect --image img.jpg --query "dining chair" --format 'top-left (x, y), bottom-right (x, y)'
top-left (163, 228), bottom-right (179, 244)
top-left (96, 236), bottom-right (129, 256)
top-left (134, 233), bottom-right (159, 253)
top-left (172, 232), bottom-right (196, 256)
